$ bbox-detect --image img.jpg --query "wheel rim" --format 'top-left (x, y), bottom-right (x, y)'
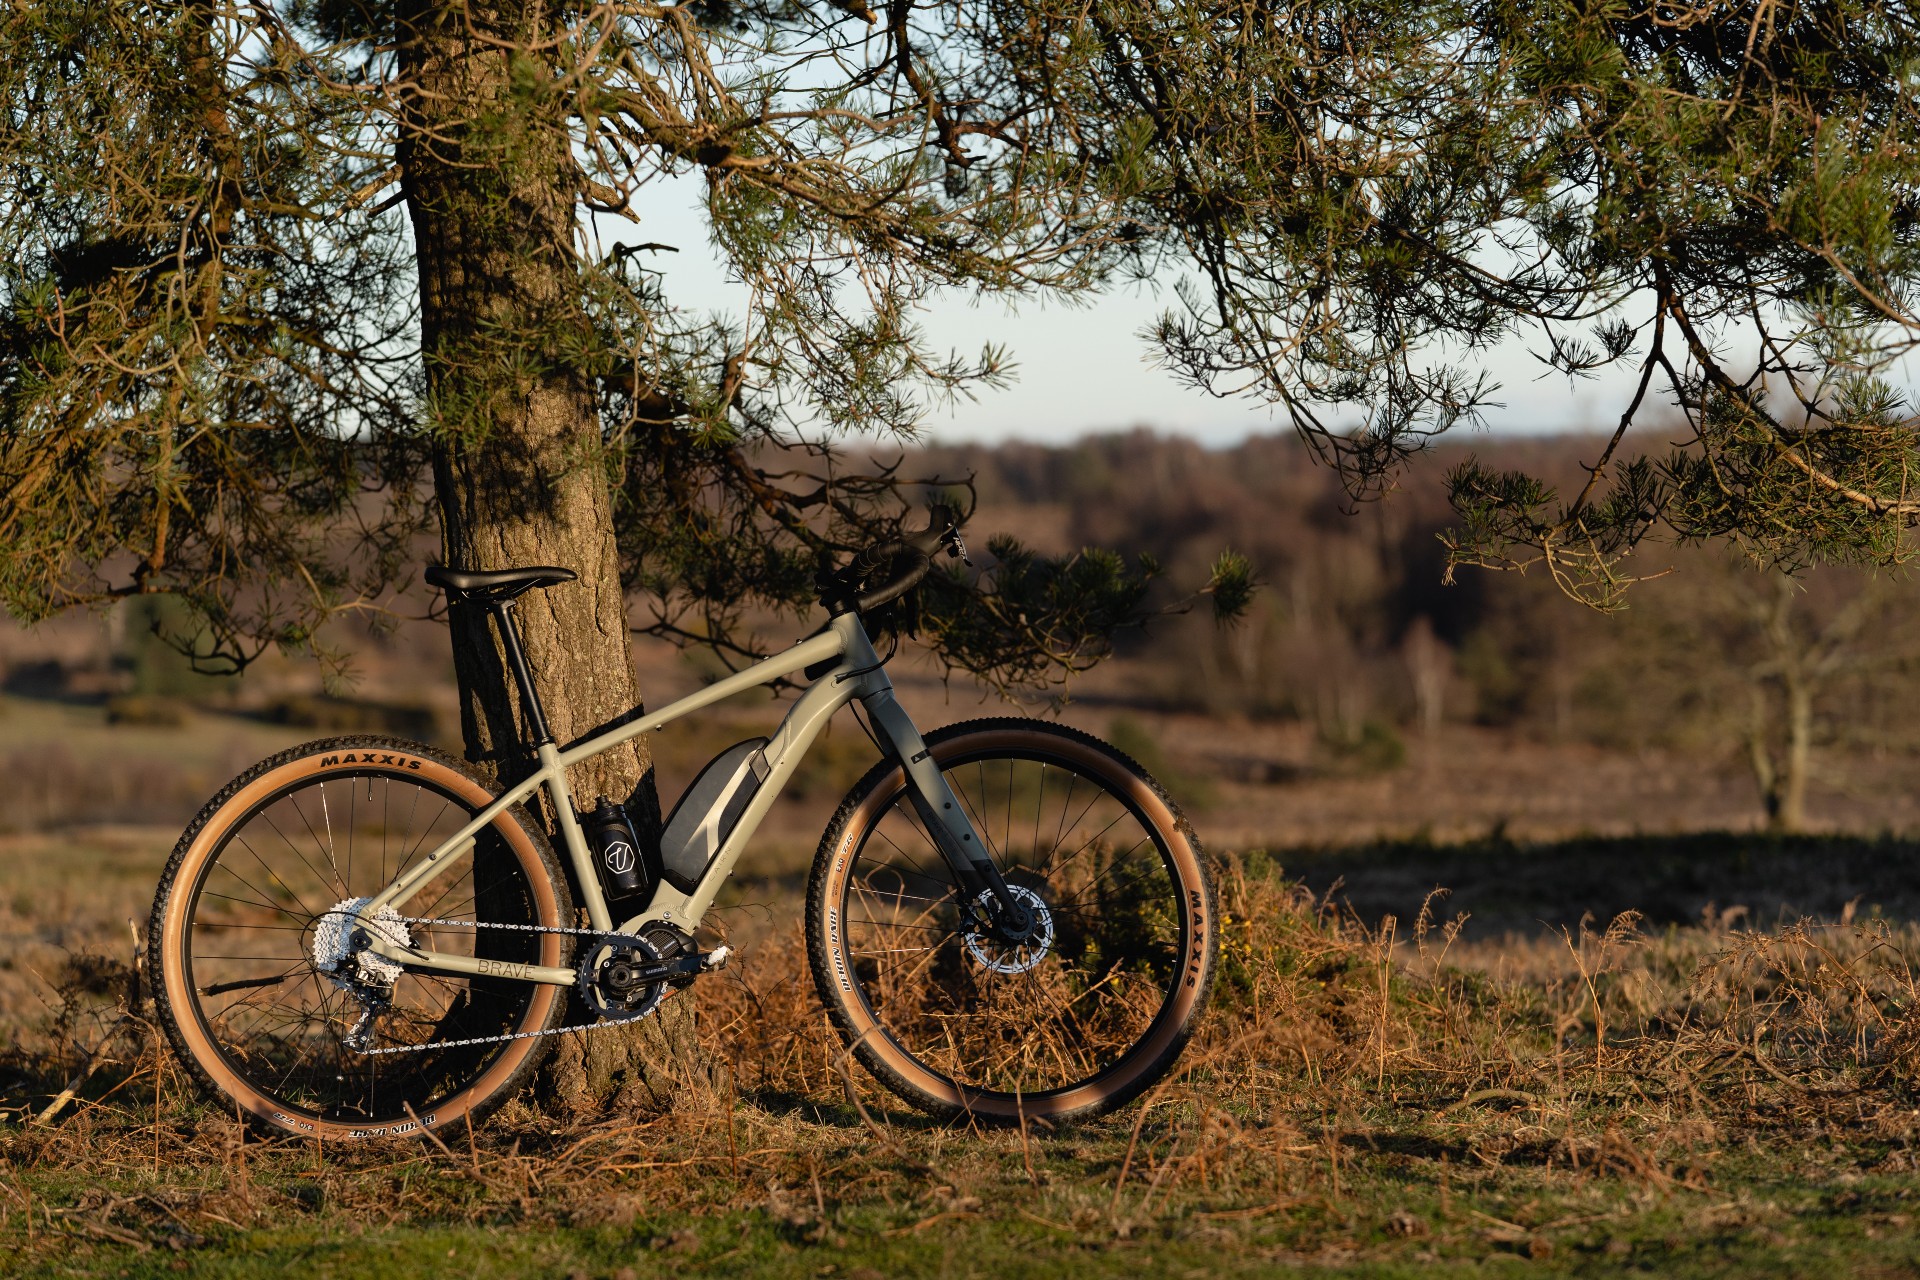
top-left (179, 768), bottom-right (555, 1125)
top-left (837, 745), bottom-right (1191, 1101)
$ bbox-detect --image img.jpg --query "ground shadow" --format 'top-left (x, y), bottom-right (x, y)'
top-left (1275, 831), bottom-right (1920, 938)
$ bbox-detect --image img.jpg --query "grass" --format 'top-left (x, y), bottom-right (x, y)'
top-left (10, 835), bottom-right (1920, 1277)
top-left (1280, 829), bottom-right (1920, 938)
top-left (0, 694), bottom-right (310, 833)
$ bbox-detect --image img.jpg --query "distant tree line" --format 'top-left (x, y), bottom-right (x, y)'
top-left (922, 431), bottom-right (1920, 831)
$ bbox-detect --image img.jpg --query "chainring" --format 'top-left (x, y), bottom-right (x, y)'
top-left (576, 932), bottom-right (667, 1023)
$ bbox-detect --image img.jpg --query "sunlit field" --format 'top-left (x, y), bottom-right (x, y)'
top-left (11, 770), bottom-right (1920, 1276)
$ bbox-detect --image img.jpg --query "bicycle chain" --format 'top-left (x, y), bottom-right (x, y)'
top-left (340, 914), bottom-right (675, 1057)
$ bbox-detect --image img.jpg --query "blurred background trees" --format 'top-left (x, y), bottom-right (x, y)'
top-left (4, 425), bottom-right (1919, 834)
top-left (926, 429), bottom-right (1920, 833)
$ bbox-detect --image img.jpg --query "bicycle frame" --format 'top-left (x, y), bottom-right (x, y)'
top-left (356, 611), bottom-right (996, 987)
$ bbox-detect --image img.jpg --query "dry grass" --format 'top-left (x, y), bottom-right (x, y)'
top-left (7, 846), bottom-right (1920, 1276)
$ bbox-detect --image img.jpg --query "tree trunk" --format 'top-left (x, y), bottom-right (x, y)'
top-left (1745, 684), bottom-right (1784, 831)
top-left (1778, 675), bottom-right (1813, 834)
top-left (396, 0), bottom-right (713, 1116)
top-left (1749, 574), bottom-right (1817, 836)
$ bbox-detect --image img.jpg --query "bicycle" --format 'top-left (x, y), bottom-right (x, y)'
top-left (148, 507), bottom-right (1219, 1138)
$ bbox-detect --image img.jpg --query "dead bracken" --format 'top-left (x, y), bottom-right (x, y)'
top-left (6, 849), bottom-right (1920, 1272)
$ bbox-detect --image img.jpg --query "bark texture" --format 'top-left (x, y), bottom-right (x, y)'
top-left (397, 0), bottom-right (715, 1115)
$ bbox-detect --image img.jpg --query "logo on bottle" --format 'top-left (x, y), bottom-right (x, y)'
top-left (603, 839), bottom-right (636, 876)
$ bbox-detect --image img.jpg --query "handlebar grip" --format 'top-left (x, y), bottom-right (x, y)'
top-left (846, 539), bottom-right (908, 582)
top-left (902, 504), bottom-right (958, 556)
top-left (823, 503), bottom-right (961, 617)
top-left (851, 546), bottom-right (933, 615)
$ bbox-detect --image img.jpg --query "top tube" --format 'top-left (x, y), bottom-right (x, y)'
top-left (553, 624), bottom-right (849, 772)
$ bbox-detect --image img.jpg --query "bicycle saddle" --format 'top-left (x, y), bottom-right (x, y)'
top-left (424, 564), bottom-right (577, 600)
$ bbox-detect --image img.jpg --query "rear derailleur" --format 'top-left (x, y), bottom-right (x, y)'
top-left (311, 898), bottom-right (411, 1051)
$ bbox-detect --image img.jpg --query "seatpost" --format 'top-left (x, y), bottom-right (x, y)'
top-left (484, 600), bottom-right (554, 748)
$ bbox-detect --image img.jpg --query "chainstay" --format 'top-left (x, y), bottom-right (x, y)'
top-left (345, 914), bottom-right (658, 1056)
top-left (311, 907), bottom-right (627, 939)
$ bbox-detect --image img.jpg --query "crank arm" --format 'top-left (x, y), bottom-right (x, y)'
top-left (624, 945), bottom-right (733, 986)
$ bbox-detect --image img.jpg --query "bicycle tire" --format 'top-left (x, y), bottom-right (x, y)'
top-left (149, 735), bottom-right (574, 1139)
top-left (806, 718), bottom-right (1218, 1123)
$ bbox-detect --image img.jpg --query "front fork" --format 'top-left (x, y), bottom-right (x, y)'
top-left (855, 686), bottom-right (1033, 937)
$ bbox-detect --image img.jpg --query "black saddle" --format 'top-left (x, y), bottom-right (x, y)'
top-left (424, 564), bottom-right (577, 602)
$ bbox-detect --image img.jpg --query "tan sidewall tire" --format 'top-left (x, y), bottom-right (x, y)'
top-left (808, 720), bottom-right (1217, 1123)
top-left (150, 737), bottom-right (571, 1140)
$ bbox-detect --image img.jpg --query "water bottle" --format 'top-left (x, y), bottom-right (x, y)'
top-left (584, 799), bottom-right (653, 905)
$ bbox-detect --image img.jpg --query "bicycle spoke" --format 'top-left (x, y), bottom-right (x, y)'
top-left (261, 809), bottom-right (348, 901)
top-left (182, 764), bottom-right (551, 1126)
top-left (838, 744), bottom-right (1187, 1101)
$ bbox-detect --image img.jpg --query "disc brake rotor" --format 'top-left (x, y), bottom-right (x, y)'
top-left (964, 885), bottom-right (1054, 975)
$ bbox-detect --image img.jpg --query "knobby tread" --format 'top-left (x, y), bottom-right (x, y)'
top-left (147, 735), bottom-right (575, 1138)
top-left (805, 717), bottom-right (1219, 1124)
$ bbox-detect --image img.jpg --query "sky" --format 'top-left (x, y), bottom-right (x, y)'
top-left (624, 179), bottom-right (1920, 450)
top-left (623, 181), bottom-right (1655, 449)
top-left (900, 286), bottom-right (1919, 447)
top-left (892, 286), bottom-right (1652, 446)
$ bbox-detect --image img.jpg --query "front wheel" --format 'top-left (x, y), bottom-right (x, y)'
top-left (807, 719), bottom-right (1218, 1122)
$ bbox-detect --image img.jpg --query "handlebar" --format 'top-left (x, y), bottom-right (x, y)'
top-left (822, 505), bottom-right (963, 617)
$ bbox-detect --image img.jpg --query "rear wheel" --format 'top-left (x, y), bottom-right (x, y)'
top-left (807, 719), bottom-right (1217, 1122)
top-left (149, 736), bottom-right (573, 1139)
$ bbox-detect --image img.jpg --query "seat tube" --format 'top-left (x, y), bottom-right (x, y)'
top-left (486, 601), bottom-right (609, 930)
top-left (541, 742), bottom-right (612, 932)
top-left (487, 600), bottom-right (553, 748)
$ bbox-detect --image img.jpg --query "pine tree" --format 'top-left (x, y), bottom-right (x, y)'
top-left (3, 0), bottom-right (1914, 1107)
